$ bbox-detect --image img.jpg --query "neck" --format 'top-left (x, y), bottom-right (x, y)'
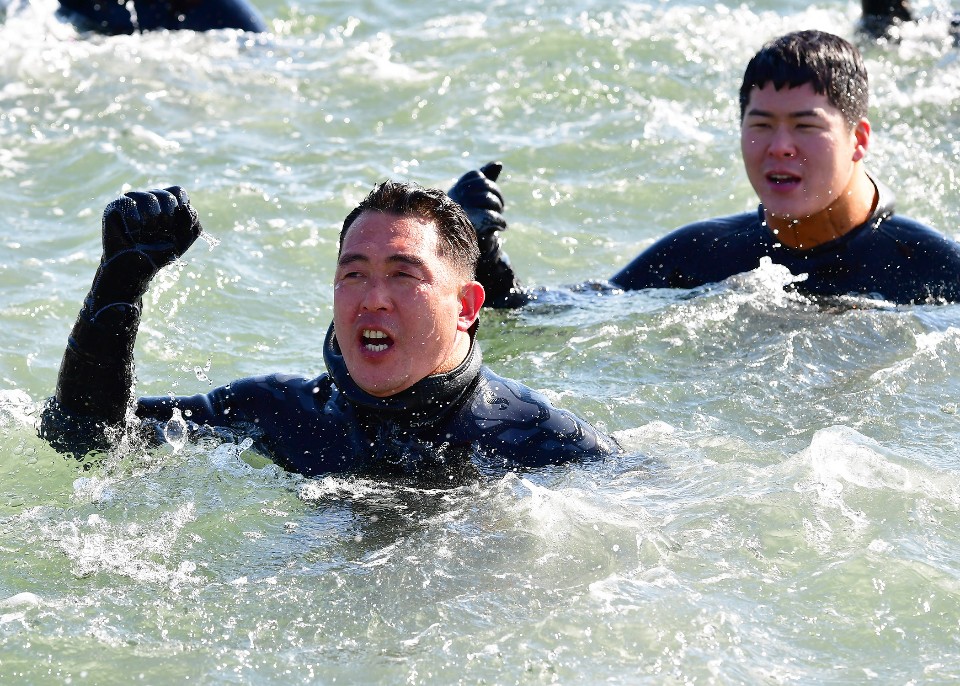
top-left (437, 333), bottom-right (472, 376)
top-left (766, 168), bottom-right (877, 250)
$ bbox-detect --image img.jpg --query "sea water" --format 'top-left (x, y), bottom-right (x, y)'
top-left (2, 0), bottom-right (960, 682)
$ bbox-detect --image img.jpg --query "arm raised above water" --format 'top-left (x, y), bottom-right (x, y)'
top-left (40, 187), bottom-right (202, 453)
top-left (448, 161), bottom-right (530, 308)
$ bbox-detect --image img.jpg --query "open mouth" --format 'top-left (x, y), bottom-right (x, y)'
top-left (767, 172), bottom-right (800, 186)
top-left (361, 329), bottom-right (393, 353)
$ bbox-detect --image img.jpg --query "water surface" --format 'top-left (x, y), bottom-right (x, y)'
top-left (3, 0), bottom-right (960, 682)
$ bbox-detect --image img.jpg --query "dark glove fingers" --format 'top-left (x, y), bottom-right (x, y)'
top-left (101, 187), bottom-right (200, 264)
top-left (125, 190), bottom-right (164, 242)
top-left (451, 171), bottom-right (504, 210)
top-left (472, 181), bottom-right (504, 210)
top-left (467, 208), bottom-right (507, 236)
top-left (157, 185), bottom-right (201, 253)
top-left (150, 188), bottom-right (179, 218)
top-left (449, 162), bottom-right (508, 238)
top-left (158, 186), bottom-right (202, 255)
top-left (149, 187), bottom-right (199, 255)
top-left (465, 171), bottom-right (504, 206)
top-left (172, 201), bottom-right (202, 256)
top-left (479, 161), bottom-right (502, 182)
top-left (475, 161), bottom-right (504, 206)
top-left (162, 185), bottom-right (190, 208)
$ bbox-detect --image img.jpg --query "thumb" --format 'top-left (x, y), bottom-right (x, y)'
top-left (479, 161), bottom-right (502, 182)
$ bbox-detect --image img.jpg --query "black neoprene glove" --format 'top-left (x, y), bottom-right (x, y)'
top-left (46, 187), bottom-right (202, 431)
top-left (447, 161), bottom-right (506, 254)
top-left (448, 162), bottom-right (529, 308)
top-left (84, 186), bottom-right (201, 318)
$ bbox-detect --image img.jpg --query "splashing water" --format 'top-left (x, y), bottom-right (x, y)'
top-left (3, 0), bottom-right (960, 683)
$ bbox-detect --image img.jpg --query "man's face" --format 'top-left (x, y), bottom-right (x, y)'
top-left (333, 211), bottom-right (477, 398)
top-left (740, 82), bottom-right (868, 223)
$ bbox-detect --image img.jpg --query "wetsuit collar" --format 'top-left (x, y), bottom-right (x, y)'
top-left (322, 321), bottom-right (483, 427)
top-left (867, 175), bottom-right (896, 227)
top-left (760, 173), bottom-right (897, 252)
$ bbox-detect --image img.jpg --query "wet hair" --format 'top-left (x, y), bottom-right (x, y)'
top-left (739, 30), bottom-right (869, 127)
top-left (340, 180), bottom-right (480, 279)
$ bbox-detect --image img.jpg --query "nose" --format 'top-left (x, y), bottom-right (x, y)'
top-left (767, 125), bottom-right (796, 158)
top-left (360, 277), bottom-right (392, 312)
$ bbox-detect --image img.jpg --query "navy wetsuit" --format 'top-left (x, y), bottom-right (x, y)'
top-left (41, 322), bottom-right (616, 481)
top-left (57, 0), bottom-right (266, 34)
top-left (484, 179), bottom-right (960, 306)
top-left (611, 180), bottom-right (960, 303)
top-left (38, 186), bottom-right (615, 480)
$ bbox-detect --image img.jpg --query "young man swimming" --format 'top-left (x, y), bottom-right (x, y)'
top-left (453, 31), bottom-right (960, 307)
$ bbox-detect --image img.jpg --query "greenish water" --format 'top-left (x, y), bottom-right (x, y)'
top-left (3, 0), bottom-right (960, 683)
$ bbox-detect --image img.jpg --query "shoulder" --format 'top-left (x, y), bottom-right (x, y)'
top-left (846, 213), bottom-right (960, 303)
top-left (641, 211), bottom-right (763, 254)
top-left (863, 214), bottom-right (960, 268)
top-left (460, 367), bottom-right (616, 466)
top-left (877, 214), bottom-right (959, 245)
top-left (612, 210), bottom-right (768, 290)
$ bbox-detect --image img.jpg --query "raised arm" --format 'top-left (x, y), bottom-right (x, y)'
top-left (40, 187), bottom-right (201, 454)
top-left (448, 162), bottom-right (530, 308)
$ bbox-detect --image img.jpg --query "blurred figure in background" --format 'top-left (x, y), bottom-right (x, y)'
top-left (859, 0), bottom-right (912, 38)
top-left (56, 0), bottom-right (266, 34)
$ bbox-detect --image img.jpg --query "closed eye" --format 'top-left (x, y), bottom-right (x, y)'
top-left (393, 271), bottom-right (425, 282)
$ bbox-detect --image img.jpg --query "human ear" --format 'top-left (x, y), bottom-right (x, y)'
top-left (852, 118), bottom-right (871, 162)
top-left (457, 281), bottom-right (485, 332)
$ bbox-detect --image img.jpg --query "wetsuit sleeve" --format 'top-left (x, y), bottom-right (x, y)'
top-left (134, 376), bottom-right (287, 430)
top-left (39, 188), bottom-right (202, 456)
top-left (134, 383), bottom-right (264, 448)
top-left (135, 374), bottom-right (345, 474)
top-left (448, 162), bottom-right (530, 308)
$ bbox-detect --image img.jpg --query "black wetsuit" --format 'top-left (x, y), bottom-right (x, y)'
top-left (484, 180), bottom-right (960, 306)
top-left (40, 320), bottom-right (616, 480)
top-left (38, 187), bottom-right (615, 481)
top-left (57, 0), bottom-right (266, 34)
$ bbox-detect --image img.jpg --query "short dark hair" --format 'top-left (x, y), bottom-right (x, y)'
top-left (739, 30), bottom-right (869, 127)
top-left (340, 180), bottom-right (479, 279)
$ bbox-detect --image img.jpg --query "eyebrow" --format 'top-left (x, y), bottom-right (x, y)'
top-left (337, 252), bottom-right (429, 269)
top-left (745, 107), bottom-right (823, 119)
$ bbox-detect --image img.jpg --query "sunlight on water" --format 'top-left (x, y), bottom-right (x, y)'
top-left (3, 0), bottom-right (960, 682)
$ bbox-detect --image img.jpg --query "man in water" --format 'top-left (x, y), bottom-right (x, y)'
top-left (56, 0), bottom-right (266, 34)
top-left (859, 0), bottom-right (912, 38)
top-left (452, 31), bottom-right (960, 307)
top-left (39, 181), bottom-right (616, 481)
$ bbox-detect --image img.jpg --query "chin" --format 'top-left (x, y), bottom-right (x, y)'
top-left (356, 373), bottom-right (406, 397)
